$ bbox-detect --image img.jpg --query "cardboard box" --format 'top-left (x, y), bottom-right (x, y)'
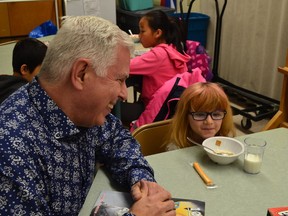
top-left (267, 206), bottom-right (288, 216)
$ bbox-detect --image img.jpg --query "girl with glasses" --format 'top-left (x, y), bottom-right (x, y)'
top-left (166, 82), bottom-right (236, 150)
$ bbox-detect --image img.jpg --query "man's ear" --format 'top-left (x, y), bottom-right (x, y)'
top-left (20, 64), bottom-right (30, 76)
top-left (70, 58), bottom-right (89, 90)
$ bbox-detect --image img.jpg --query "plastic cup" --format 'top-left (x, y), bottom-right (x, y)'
top-left (243, 137), bottom-right (267, 174)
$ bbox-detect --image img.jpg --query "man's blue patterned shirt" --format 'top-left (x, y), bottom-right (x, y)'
top-left (0, 79), bottom-right (155, 215)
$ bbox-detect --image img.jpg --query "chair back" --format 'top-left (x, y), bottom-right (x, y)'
top-left (132, 119), bottom-right (172, 156)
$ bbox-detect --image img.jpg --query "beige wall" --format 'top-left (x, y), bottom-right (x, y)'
top-left (201, 0), bottom-right (288, 100)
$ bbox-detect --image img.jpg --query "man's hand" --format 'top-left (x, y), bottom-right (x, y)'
top-left (129, 180), bottom-right (176, 216)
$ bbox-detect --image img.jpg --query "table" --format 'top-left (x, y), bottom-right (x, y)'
top-left (79, 128), bottom-right (288, 216)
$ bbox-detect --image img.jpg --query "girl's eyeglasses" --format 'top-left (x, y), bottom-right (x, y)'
top-left (189, 111), bottom-right (227, 121)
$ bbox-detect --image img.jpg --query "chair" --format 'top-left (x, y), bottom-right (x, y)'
top-left (263, 49), bottom-right (288, 130)
top-left (132, 119), bottom-right (172, 156)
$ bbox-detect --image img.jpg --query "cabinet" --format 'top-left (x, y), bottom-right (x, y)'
top-left (0, 0), bottom-right (62, 38)
top-left (0, 4), bottom-right (10, 37)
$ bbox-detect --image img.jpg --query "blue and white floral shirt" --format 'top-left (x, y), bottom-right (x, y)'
top-left (0, 79), bottom-right (155, 215)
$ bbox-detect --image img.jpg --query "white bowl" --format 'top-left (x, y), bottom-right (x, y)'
top-left (202, 136), bottom-right (244, 165)
top-left (130, 34), bottom-right (140, 43)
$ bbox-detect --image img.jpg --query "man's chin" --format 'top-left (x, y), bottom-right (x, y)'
top-left (95, 116), bottom-right (107, 126)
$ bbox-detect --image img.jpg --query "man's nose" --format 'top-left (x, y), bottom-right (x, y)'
top-left (119, 82), bottom-right (128, 101)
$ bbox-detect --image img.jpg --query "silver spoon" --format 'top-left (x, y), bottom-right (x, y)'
top-left (186, 137), bottom-right (234, 156)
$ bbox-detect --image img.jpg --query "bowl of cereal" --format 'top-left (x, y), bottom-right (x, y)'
top-left (202, 136), bottom-right (244, 165)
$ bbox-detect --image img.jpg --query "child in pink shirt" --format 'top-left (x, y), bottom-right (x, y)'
top-left (121, 10), bottom-right (191, 127)
top-left (129, 10), bottom-right (190, 106)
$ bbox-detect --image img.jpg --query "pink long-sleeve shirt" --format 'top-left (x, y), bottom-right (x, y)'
top-left (130, 43), bottom-right (190, 106)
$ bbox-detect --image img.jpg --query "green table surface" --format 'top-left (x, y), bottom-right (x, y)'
top-left (79, 127), bottom-right (288, 216)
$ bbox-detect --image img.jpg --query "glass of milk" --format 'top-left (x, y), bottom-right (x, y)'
top-left (243, 137), bottom-right (267, 174)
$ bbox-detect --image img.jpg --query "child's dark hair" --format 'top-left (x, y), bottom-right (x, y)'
top-left (143, 10), bottom-right (186, 54)
top-left (12, 38), bottom-right (47, 74)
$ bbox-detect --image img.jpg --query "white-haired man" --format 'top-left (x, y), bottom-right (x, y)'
top-left (0, 16), bottom-right (175, 216)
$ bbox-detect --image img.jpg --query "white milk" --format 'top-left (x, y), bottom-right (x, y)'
top-left (244, 154), bottom-right (262, 174)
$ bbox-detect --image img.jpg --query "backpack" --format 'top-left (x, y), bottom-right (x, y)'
top-left (185, 40), bottom-right (213, 81)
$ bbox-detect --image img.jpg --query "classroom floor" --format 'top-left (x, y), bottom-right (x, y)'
top-left (233, 115), bottom-right (269, 136)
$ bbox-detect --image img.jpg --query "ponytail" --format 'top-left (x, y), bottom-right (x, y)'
top-left (167, 16), bottom-right (186, 54)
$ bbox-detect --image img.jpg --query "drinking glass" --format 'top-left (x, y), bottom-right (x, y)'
top-left (243, 137), bottom-right (267, 174)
